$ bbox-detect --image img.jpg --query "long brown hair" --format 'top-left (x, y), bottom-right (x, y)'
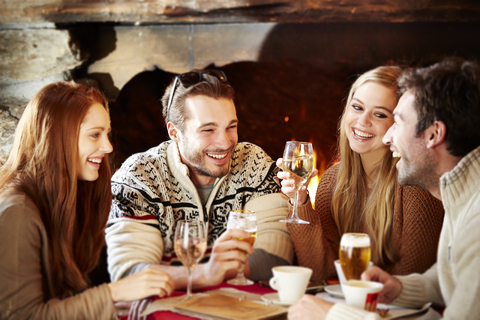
top-left (331, 66), bottom-right (402, 268)
top-left (0, 81), bottom-right (112, 297)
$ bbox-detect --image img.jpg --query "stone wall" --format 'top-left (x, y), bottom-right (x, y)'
top-left (0, 23), bottom-right (82, 164)
top-left (2, 0), bottom-right (480, 165)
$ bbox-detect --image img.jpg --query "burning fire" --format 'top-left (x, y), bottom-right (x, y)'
top-left (307, 147), bottom-right (321, 208)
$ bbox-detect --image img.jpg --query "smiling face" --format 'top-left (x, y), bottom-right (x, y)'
top-left (172, 95), bottom-right (238, 186)
top-left (344, 82), bottom-right (398, 164)
top-left (383, 90), bottom-right (437, 189)
top-left (77, 103), bottom-right (113, 181)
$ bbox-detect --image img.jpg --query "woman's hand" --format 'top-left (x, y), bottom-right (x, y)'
top-left (276, 158), bottom-right (318, 205)
top-left (107, 266), bottom-right (175, 302)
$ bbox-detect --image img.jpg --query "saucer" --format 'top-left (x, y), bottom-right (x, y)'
top-left (324, 284), bottom-right (345, 298)
top-left (261, 293), bottom-right (293, 306)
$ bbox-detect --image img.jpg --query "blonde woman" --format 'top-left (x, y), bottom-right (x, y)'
top-left (0, 81), bottom-right (174, 319)
top-left (278, 66), bottom-right (444, 282)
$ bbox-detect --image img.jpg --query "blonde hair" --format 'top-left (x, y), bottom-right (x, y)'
top-left (332, 66), bottom-right (402, 268)
top-left (0, 81), bottom-right (112, 297)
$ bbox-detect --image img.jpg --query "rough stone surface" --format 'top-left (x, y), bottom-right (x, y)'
top-left (0, 108), bottom-right (19, 165)
top-left (87, 23), bottom-right (276, 90)
top-left (0, 25), bottom-right (80, 165)
top-left (0, 26), bottom-right (81, 84)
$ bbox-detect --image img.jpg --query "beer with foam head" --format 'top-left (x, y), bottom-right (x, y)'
top-left (339, 233), bottom-right (371, 280)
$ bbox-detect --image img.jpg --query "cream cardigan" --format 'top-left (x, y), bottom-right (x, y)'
top-left (326, 146), bottom-right (480, 320)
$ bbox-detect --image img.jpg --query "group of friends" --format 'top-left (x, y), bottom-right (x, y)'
top-left (0, 57), bottom-right (479, 320)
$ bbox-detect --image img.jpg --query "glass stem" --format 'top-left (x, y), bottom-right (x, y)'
top-left (291, 189), bottom-right (300, 220)
top-left (186, 266), bottom-right (193, 299)
top-left (237, 263), bottom-right (246, 279)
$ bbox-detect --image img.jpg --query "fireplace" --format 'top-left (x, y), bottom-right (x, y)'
top-left (2, 2), bottom-right (480, 170)
top-left (107, 60), bottom-right (347, 173)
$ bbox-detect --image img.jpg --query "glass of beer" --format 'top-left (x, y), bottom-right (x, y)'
top-left (339, 233), bottom-right (371, 280)
top-left (226, 210), bottom-right (257, 285)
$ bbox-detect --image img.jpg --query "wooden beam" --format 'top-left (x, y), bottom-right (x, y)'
top-left (1, 0), bottom-right (480, 24)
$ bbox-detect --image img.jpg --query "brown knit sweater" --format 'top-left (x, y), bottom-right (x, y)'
top-left (287, 163), bottom-right (445, 282)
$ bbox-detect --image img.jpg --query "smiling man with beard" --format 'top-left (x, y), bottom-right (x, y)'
top-left (106, 69), bottom-right (293, 291)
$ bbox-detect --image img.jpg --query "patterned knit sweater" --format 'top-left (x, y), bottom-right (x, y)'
top-left (288, 163), bottom-right (445, 282)
top-left (106, 141), bottom-right (293, 281)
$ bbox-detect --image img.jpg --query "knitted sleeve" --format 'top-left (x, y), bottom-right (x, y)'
top-left (107, 145), bottom-right (171, 278)
top-left (393, 264), bottom-right (444, 309)
top-left (287, 165), bottom-right (341, 282)
top-left (389, 185), bottom-right (444, 275)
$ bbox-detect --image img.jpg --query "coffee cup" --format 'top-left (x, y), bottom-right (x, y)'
top-left (334, 259), bottom-right (373, 284)
top-left (269, 266), bottom-right (312, 304)
top-left (342, 280), bottom-right (384, 311)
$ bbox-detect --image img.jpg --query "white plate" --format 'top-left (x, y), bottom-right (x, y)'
top-left (261, 293), bottom-right (293, 306)
top-left (324, 284), bottom-right (344, 298)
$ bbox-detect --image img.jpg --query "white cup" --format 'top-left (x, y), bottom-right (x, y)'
top-left (342, 280), bottom-right (384, 311)
top-left (334, 259), bottom-right (373, 284)
top-left (269, 266), bottom-right (312, 304)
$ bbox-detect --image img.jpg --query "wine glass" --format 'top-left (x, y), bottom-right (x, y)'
top-left (226, 210), bottom-right (257, 285)
top-left (280, 141), bottom-right (314, 224)
top-left (174, 220), bottom-right (207, 301)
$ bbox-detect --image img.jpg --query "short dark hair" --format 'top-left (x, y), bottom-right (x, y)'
top-left (399, 57), bottom-right (480, 157)
top-left (161, 71), bottom-right (235, 132)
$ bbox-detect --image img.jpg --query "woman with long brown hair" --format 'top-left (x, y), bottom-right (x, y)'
top-left (0, 81), bottom-right (174, 319)
top-left (278, 66), bottom-right (445, 282)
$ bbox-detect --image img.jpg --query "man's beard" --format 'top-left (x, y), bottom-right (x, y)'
top-left (180, 137), bottom-right (232, 180)
top-left (397, 145), bottom-right (438, 192)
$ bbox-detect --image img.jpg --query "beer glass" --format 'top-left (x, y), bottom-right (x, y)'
top-left (226, 210), bottom-right (257, 285)
top-left (339, 233), bottom-right (371, 280)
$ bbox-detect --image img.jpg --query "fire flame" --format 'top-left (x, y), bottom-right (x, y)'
top-left (307, 147), bottom-right (320, 208)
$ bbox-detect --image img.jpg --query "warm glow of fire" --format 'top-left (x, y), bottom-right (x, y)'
top-left (307, 147), bottom-right (320, 209)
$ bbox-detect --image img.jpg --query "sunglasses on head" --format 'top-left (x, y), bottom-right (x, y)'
top-left (166, 69), bottom-right (228, 119)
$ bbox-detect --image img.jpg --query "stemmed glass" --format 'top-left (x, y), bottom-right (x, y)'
top-left (174, 220), bottom-right (207, 301)
top-left (226, 210), bottom-right (257, 285)
top-left (280, 141), bottom-right (314, 224)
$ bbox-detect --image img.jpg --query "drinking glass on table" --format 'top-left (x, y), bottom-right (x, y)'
top-left (174, 220), bottom-right (207, 301)
top-left (280, 141), bottom-right (314, 224)
top-left (226, 210), bottom-right (257, 285)
top-left (339, 233), bottom-right (371, 280)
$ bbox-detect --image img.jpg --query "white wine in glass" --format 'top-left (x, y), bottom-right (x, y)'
top-left (280, 141), bottom-right (314, 224)
top-left (174, 220), bottom-right (207, 301)
top-left (226, 210), bottom-right (257, 285)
